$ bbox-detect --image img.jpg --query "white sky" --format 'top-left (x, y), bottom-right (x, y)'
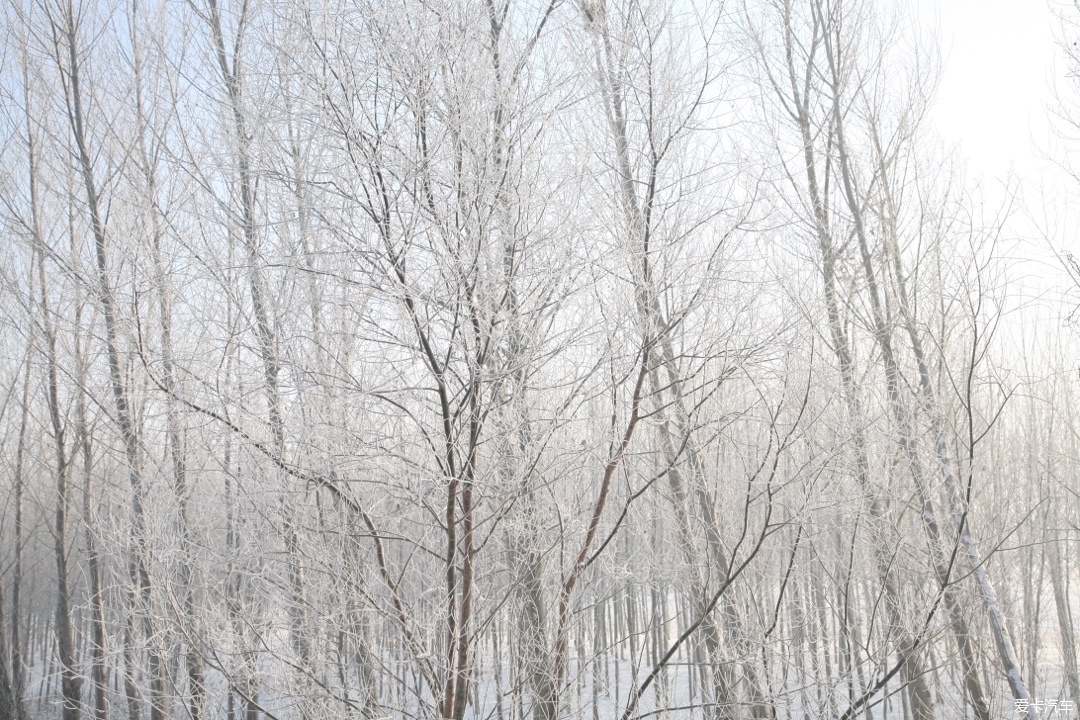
top-left (917, 0), bottom-right (1062, 181)
top-left (914, 0), bottom-right (1080, 348)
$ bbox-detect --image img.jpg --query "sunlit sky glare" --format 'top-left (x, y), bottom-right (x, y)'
top-left (916, 0), bottom-right (1061, 181)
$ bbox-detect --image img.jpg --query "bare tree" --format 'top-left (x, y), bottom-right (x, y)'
top-left (0, 0), bottom-right (1076, 718)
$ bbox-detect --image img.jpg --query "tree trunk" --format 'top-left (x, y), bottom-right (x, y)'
top-left (812, 3), bottom-right (997, 714)
top-left (0, 504), bottom-right (14, 720)
top-left (73, 262), bottom-right (108, 720)
top-left (878, 170), bottom-right (1031, 703)
top-left (766, 8), bottom-right (936, 714)
top-left (131, 4), bottom-right (205, 707)
top-left (10, 254), bottom-right (33, 720)
top-left (54, 1), bottom-right (165, 715)
top-left (38, 204), bottom-right (82, 720)
top-left (1049, 536), bottom-right (1080, 703)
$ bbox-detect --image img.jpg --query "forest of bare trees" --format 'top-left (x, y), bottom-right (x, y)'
top-left (0, 0), bottom-right (1078, 718)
